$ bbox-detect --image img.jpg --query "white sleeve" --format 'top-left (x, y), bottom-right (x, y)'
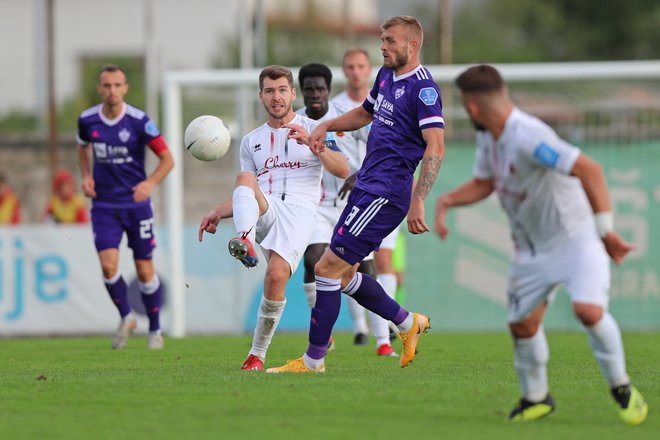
top-left (519, 126), bottom-right (580, 174)
top-left (472, 135), bottom-right (494, 179)
top-left (239, 135), bottom-right (256, 174)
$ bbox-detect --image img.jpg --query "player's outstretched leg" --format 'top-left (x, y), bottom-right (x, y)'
top-left (344, 272), bottom-right (429, 367)
top-left (508, 394), bottom-right (555, 422)
top-left (612, 384), bottom-right (648, 425)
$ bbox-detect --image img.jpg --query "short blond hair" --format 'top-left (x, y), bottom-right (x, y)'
top-left (381, 15), bottom-right (423, 47)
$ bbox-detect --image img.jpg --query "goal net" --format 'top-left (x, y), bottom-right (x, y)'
top-left (162, 60), bottom-right (660, 336)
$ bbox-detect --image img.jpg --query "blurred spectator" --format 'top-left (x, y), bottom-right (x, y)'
top-left (0, 172), bottom-right (21, 224)
top-left (43, 170), bottom-right (88, 224)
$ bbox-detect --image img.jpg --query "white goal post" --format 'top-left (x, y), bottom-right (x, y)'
top-left (162, 60), bottom-right (660, 338)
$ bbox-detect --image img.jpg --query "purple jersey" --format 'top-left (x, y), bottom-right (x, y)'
top-left (77, 103), bottom-right (163, 208)
top-left (358, 65), bottom-right (444, 208)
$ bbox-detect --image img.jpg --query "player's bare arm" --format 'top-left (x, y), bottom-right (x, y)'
top-left (570, 153), bottom-right (635, 264)
top-left (434, 178), bottom-right (495, 239)
top-left (133, 149), bottom-right (174, 203)
top-left (78, 144), bottom-right (96, 198)
top-left (309, 106), bottom-right (373, 154)
top-left (408, 127), bottom-right (445, 235)
top-left (198, 198), bottom-right (234, 242)
top-left (285, 123), bottom-right (349, 178)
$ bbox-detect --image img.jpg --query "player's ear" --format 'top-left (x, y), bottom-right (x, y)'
top-left (291, 87), bottom-right (296, 101)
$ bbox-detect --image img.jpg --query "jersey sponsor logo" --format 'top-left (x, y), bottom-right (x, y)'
top-left (418, 87), bottom-right (438, 105)
top-left (533, 142), bottom-right (559, 168)
top-left (374, 94), bottom-right (394, 113)
top-left (256, 155), bottom-right (304, 177)
top-left (395, 86), bottom-right (406, 99)
top-left (144, 120), bottom-right (160, 137)
top-left (119, 128), bottom-right (131, 143)
top-left (93, 142), bottom-right (107, 158)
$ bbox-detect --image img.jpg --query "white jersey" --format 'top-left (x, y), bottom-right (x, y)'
top-left (331, 90), bottom-right (363, 110)
top-left (240, 113), bottom-right (327, 211)
top-left (473, 107), bottom-right (594, 254)
top-left (296, 101), bottom-right (368, 206)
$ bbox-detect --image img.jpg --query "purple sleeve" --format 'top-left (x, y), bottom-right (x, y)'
top-left (362, 69), bottom-right (383, 114)
top-left (76, 116), bottom-right (89, 145)
top-left (414, 80), bottom-right (445, 130)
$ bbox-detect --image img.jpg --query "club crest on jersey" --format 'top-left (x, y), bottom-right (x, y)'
top-left (118, 128), bottom-right (131, 143)
top-left (395, 86), bottom-right (406, 99)
top-left (418, 87), bottom-right (438, 105)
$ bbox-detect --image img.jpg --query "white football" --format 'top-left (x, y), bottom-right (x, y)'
top-left (184, 115), bottom-right (231, 161)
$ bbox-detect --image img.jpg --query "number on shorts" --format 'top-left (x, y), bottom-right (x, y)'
top-left (139, 218), bottom-right (154, 239)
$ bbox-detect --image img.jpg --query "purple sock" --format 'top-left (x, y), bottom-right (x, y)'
top-left (104, 276), bottom-right (131, 318)
top-left (306, 276), bottom-right (342, 360)
top-left (140, 278), bottom-right (163, 332)
top-left (344, 272), bottom-right (408, 325)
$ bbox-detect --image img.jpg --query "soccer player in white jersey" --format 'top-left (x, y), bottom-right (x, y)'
top-left (332, 49), bottom-right (404, 349)
top-left (434, 64), bottom-right (648, 425)
top-left (198, 65), bottom-right (349, 371)
top-left (268, 16), bottom-right (445, 374)
top-left (297, 62), bottom-right (396, 357)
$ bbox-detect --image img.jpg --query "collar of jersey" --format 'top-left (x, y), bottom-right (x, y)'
top-left (392, 64), bottom-right (423, 82)
top-left (98, 102), bottom-right (127, 126)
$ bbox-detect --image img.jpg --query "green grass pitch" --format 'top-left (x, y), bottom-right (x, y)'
top-left (1, 332), bottom-right (657, 439)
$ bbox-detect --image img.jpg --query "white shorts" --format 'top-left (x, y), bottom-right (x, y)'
top-left (308, 203), bottom-right (373, 261)
top-left (255, 196), bottom-right (316, 274)
top-left (379, 225), bottom-right (400, 250)
top-left (507, 229), bottom-right (610, 323)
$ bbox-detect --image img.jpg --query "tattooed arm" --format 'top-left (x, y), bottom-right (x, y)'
top-left (408, 127), bottom-right (446, 234)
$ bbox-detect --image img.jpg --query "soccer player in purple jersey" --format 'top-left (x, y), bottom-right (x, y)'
top-left (77, 65), bottom-right (174, 350)
top-left (268, 16), bottom-right (446, 373)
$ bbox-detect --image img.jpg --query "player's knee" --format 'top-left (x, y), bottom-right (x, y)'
top-left (509, 321), bottom-right (540, 339)
top-left (235, 172), bottom-right (256, 188)
top-left (573, 302), bottom-right (603, 326)
top-left (100, 263), bottom-right (119, 279)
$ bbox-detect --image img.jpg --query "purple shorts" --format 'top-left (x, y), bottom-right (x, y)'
top-left (91, 204), bottom-right (156, 260)
top-left (329, 188), bottom-right (406, 265)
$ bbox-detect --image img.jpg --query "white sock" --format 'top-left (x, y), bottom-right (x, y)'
top-left (397, 313), bottom-right (413, 333)
top-left (232, 185), bottom-right (259, 242)
top-left (249, 296), bottom-right (285, 359)
top-left (586, 312), bottom-right (630, 388)
top-left (303, 352), bottom-right (324, 370)
top-left (513, 327), bottom-right (550, 402)
top-left (346, 295), bottom-right (369, 335)
top-left (371, 274), bottom-right (398, 347)
top-left (303, 282), bottom-right (316, 308)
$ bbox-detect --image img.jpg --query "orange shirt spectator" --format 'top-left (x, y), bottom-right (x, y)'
top-left (44, 170), bottom-right (88, 224)
top-left (0, 173), bottom-right (21, 224)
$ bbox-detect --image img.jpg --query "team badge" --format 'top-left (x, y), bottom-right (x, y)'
top-left (118, 128), bottom-right (131, 143)
top-left (144, 120), bottom-right (160, 137)
top-left (418, 87), bottom-right (438, 105)
top-left (395, 86), bottom-right (406, 99)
